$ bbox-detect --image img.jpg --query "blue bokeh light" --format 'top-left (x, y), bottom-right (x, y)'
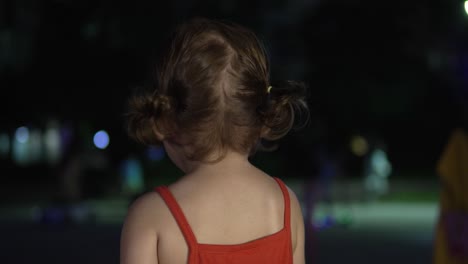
top-left (147, 146), bottom-right (165, 161)
top-left (15, 126), bottom-right (29, 143)
top-left (93, 130), bottom-right (109, 149)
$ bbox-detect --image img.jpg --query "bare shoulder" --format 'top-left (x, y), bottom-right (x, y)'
top-left (127, 191), bottom-right (165, 214)
top-left (120, 191), bottom-right (169, 264)
top-left (124, 191), bottom-right (167, 228)
top-left (284, 184), bottom-right (305, 254)
top-left (285, 185), bottom-right (300, 207)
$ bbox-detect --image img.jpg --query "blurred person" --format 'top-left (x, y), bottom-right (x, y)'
top-left (434, 128), bottom-right (468, 263)
top-left (363, 140), bottom-right (392, 201)
top-left (121, 18), bottom-right (308, 264)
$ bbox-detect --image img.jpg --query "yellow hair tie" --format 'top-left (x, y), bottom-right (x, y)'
top-left (267, 86), bottom-right (272, 93)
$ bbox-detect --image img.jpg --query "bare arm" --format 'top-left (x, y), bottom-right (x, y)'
top-left (288, 187), bottom-right (306, 264)
top-left (120, 193), bottom-right (161, 264)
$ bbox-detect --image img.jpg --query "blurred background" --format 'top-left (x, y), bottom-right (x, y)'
top-left (1, 0), bottom-right (468, 263)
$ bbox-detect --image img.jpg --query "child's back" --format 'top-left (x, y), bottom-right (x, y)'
top-left (121, 18), bottom-right (307, 264)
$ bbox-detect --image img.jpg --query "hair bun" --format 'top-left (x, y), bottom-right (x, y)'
top-left (260, 80), bottom-right (309, 141)
top-left (155, 94), bottom-right (172, 112)
top-left (127, 93), bottom-right (173, 145)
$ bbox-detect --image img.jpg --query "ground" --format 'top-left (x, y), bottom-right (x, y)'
top-left (0, 179), bottom-right (438, 264)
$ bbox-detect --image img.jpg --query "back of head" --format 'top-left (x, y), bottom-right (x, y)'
top-left (127, 18), bottom-right (308, 162)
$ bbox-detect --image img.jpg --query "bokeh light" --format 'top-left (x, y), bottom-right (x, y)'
top-left (93, 130), bottom-right (109, 150)
top-left (15, 126), bottom-right (29, 144)
top-left (146, 146), bottom-right (165, 161)
top-left (13, 127), bottom-right (30, 165)
top-left (465, 1), bottom-right (468, 16)
top-left (371, 149), bottom-right (392, 176)
top-left (350, 135), bottom-right (369, 157)
top-left (120, 157), bottom-right (144, 195)
top-left (44, 121), bottom-right (62, 165)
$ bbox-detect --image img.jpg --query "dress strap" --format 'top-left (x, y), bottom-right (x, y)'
top-left (155, 186), bottom-right (198, 248)
top-left (273, 177), bottom-right (291, 233)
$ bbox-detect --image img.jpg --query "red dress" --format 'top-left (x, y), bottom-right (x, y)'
top-left (155, 177), bottom-right (293, 264)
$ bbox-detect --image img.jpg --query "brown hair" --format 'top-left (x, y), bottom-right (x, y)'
top-left (127, 18), bottom-right (308, 162)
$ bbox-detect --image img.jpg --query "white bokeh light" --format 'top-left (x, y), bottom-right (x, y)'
top-left (44, 121), bottom-right (62, 165)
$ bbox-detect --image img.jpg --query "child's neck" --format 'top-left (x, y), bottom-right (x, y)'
top-left (186, 151), bottom-right (253, 180)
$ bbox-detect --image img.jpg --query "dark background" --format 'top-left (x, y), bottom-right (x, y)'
top-left (2, 0), bottom-right (467, 173)
top-left (1, 0), bottom-right (467, 263)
